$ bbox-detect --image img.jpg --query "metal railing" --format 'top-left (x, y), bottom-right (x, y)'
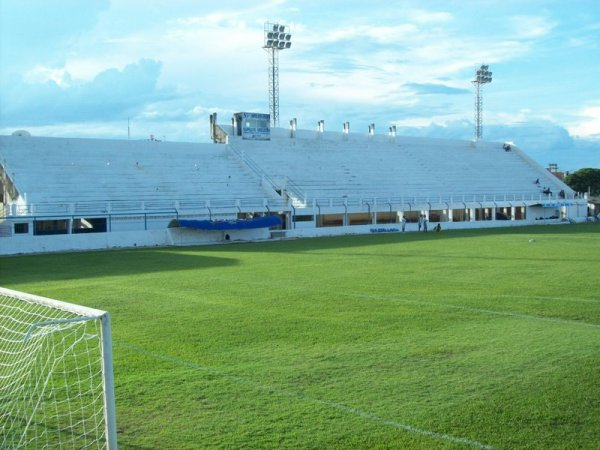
top-left (1, 190), bottom-right (586, 220)
top-left (226, 144), bottom-right (307, 205)
top-left (1, 196), bottom-right (290, 218)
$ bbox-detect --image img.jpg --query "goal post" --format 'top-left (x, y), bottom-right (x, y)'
top-left (0, 286), bottom-right (117, 449)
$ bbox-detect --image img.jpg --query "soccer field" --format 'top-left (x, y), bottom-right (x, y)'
top-left (1, 223), bottom-right (599, 449)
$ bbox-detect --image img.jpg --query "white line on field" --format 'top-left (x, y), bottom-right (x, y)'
top-left (117, 342), bottom-right (497, 450)
top-left (439, 292), bottom-right (600, 305)
top-left (499, 294), bottom-right (600, 304)
top-left (351, 293), bottom-right (600, 329)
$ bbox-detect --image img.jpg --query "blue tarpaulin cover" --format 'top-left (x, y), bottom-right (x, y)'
top-left (177, 216), bottom-right (281, 231)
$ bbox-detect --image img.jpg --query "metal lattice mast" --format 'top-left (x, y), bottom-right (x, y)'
top-left (474, 81), bottom-right (482, 139)
top-left (263, 22), bottom-right (292, 128)
top-left (472, 64), bottom-right (492, 140)
top-left (268, 48), bottom-right (280, 127)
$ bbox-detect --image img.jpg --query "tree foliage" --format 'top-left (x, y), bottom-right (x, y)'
top-left (564, 168), bottom-right (600, 197)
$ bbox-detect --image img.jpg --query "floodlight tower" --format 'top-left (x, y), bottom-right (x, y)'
top-left (263, 22), bottom-right (292, 128)
top-left (472, 64), bottom-right (492, 140)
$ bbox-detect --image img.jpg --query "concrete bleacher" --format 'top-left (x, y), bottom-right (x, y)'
top-left (0, 124), bottom-right (587, 256)
top-left (226, 127), bottom-right (571, 206)
top-left (0, 135), bottom-right (282, 215)
top-left (0, 127), bottom-right (574, 220)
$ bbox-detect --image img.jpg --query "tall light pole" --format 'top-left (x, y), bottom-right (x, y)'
top-left (472, 64), bottom-right (492, 140)
top-left (263, 22), bottom-right (292, 128)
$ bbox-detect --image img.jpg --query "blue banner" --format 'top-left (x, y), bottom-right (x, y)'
top-left (178, 216), bottom-right (281, 231)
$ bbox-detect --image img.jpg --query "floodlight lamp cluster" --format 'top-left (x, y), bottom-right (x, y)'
top-left (264, 23), bottom-right (292, 49)
top-left (475, 65), bottom-right (492, 84)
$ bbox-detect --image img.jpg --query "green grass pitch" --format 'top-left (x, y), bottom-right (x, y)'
top-left (1, 223), bottom-right (599, 449)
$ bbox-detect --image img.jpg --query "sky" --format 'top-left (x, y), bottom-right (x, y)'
top-left (1, 0), bottom-right (599, 171)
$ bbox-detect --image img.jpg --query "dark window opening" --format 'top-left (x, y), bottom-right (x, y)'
top-left (14, 223), bottom-right (29, 234)
top-left (376, 212), bottom-right (396, 224)
top-left (429, 210), bottom-right (448, 222)
top-left (72, 217), bottom-right (107, 234)
top-left (452, 209), bottom-right (470, 222)
top-left (294, 215), bottom-right (314, 222)
top-left (348, 213), bottom-right (371, 225)
top-left (34, 220), bottom-right (68, 236)
top-left (515, 207), bottom-right (526, 220)
top-left (317, 214), bottom-right (344, 227)
top-left (475, 208), bottom-right (493, 221)
top-left (402, 211), bottom-right (421, 223)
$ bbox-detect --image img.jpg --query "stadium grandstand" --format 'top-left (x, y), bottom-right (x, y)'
top-left (0, 114), bottom-right (588, 255)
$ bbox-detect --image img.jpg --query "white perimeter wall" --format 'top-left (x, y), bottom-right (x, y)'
top-left (0, 227), bottom-right (270, 255)
top-left (0, 203), bottom-right (588, 255)
top-left (284, 217), bottom-right (578, 239)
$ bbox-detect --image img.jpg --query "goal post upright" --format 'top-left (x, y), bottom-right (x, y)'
top-left (101, 311), bottom-right (118, 450)
top-left (0, 286), bottom-right (118, 449)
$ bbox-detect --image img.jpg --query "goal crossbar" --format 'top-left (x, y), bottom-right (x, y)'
top-left (0, 286), bottom-right (118, 449)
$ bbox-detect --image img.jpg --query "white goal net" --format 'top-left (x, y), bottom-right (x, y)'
top-left (0, 287), bottom-right (117, 449)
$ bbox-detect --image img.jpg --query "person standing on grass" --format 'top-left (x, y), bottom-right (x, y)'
top-left (418, 215), bottom-right (422, 231)
top-left (401, 216), bottom-right (407, 232)
top-left (423, 216), bottom-right (428, 232)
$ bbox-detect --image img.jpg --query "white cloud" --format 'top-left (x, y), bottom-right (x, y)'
top-left (495, 109), bottom-right (533, 125)
top-left (24, 66), bottom-right (72, 87)
top-left (568, 106), bottom-right (600, 139)
top-left (508, 15), bottom-right (556, 39)
top-left (407, 9), bottom-right (453, 24)
top-left (394, 117), bottom-right (439, 128)
top-left (303, 24), bottom-right (420, 45)
top-left (2, 59), bottom-right (175, 125)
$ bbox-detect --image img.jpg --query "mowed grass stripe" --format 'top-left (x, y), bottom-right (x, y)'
top-left (350, 292), bottom-right (600, 329)
top-left (177, 272), bottom-right (600, 328)
top-left (116, 341), bottom-right (497, 449)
